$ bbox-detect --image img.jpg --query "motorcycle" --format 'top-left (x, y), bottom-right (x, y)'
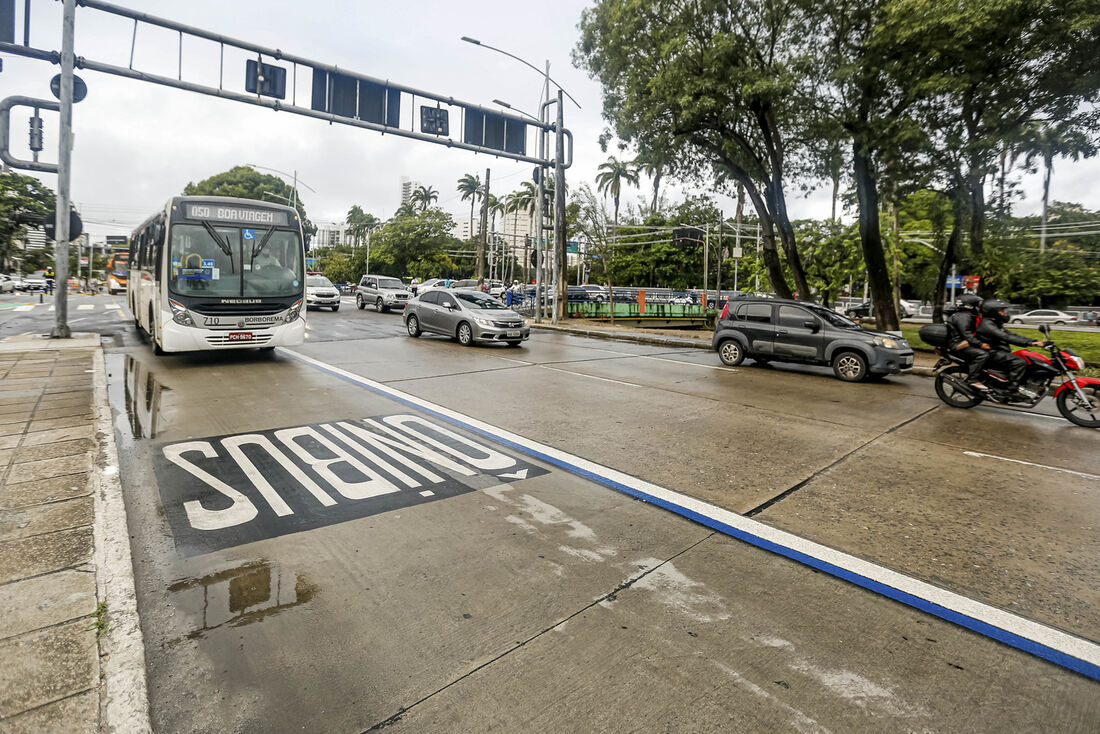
top-left (930, 324), bottom-right (1100, 427)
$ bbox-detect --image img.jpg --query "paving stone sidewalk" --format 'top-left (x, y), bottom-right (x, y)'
top-left (0, 337), bottom-right (149, 733)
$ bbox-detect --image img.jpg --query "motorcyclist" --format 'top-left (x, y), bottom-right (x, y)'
top-left (976, 298), bottom-right (1045, 395)
top-left (946, 294), bottom-right (991, 390)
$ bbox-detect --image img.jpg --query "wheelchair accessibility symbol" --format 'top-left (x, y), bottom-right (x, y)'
top-left (243, 228), bottom-right (255, 240)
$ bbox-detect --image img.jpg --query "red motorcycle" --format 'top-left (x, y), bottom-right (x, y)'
top-left (931, 324), bottom-right (1100, 427)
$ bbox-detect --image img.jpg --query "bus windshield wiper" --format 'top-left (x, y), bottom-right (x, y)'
top-left (251, 225), bottom-right (278, 260)
top-left (200, 221), bottom-right (234, 259)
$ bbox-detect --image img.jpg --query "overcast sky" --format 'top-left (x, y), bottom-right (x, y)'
top-left (4, 0), bottom-right (1097, 241)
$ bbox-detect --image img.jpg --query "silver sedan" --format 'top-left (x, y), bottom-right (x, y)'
top-left (404, 289), bottom-right (530, 346)
top-left (1009, 309), bottom-right (1078, 326)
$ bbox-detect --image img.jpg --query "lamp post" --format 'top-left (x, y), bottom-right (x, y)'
top-left (463, 36), bottom-right (579, 324)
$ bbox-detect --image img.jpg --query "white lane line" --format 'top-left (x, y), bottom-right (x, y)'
top-left (13, 305), bottom-right (34, 312)
top-left (105, 304), bottom-right (120, 310)
top-left (77, 304), bottom-right (94, 311)
top-left (537, 364), bottom-right (641, 388)
top-left (494, 356), bottom-right (533, 366)
top-left (281, 346), bottom-right (1100, 682)
top-left (963, 451), bottom-right (1100, 481)
top-left (640, 354), bottom-right (738, 373)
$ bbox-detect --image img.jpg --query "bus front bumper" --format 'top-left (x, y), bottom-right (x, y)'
top-left (159, 317), bottom-right (305, 352)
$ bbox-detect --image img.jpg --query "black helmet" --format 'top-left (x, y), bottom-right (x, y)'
top-left (958, 294), bottom-right (981, 311)
top-left (981, 298), bottom-right (1010, 323)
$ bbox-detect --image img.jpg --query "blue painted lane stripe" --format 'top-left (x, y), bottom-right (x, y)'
top-left (280, 347), bottom-right (1100, 682)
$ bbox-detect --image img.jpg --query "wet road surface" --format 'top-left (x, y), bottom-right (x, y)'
top-left (9, 295), bottom-right (1094, 731)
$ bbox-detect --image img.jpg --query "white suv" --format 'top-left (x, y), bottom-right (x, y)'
top-left (356, 275), bottom-right (411, 313)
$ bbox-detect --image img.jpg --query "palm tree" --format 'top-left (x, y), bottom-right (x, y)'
top-left (595, 156), bottom-right (639, 229)
top-left (411, 184), bottom-right (439, 212)
top-left (1019, 122), bottom-right (1096, 252)
top-left (345, 205), bottom-right (379, 248)
top-left (456, 173), bottom-right (482, 241)
top-left (634, 154), bottom-right (665, 215)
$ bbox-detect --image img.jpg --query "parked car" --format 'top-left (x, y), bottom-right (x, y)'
top-left (0, 275), bottom-right (15, 293)
top-left (356, 274), bottom-right (411, 313)
top-left (305, 275), bottom-right (341, 311)
top-left (844, 300), bottom-right (916, 319)
top-left (1010, 309), bottom-right (1078, 326)
top-left (451, 279), bottom-right (484, 292)
top-left (21, 277), bottom-right (46, 292)
top-left (416, 278), bottom-right (451, 294)
top-left (404, 289), bottom-right (530, 346)
top-left (713, 297), bottom-right (914, 381)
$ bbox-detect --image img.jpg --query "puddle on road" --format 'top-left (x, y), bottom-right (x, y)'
top-left (166, 559), bottom-right (317, 641)
top-left (123, 354), bottom-right (169, 440)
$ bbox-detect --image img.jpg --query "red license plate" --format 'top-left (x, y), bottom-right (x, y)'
top-left (227, 332), bottom-right (254, 342)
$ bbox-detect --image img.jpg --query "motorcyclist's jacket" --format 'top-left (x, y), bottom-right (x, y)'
top-left (946, 310), bottom-right (981, 349)
top-left (976, 319), bottom-right (1033, 352)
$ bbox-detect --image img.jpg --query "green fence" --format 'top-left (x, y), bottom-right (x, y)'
top-left (563, 302), bottom-right (706, 319)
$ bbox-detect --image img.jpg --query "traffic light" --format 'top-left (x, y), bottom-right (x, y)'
top-left (28, 115), bottom-right (43, 152)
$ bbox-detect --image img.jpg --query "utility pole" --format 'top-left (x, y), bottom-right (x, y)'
top-left (477, 167), bottom-right (489, 283)
top-left (51, 0), bottom-right (75, 338)
top-left (553, 89), bottom-right (566, 323)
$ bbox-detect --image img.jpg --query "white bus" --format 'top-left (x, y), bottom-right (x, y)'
top-left (129, 196), bottom-right (306, 354)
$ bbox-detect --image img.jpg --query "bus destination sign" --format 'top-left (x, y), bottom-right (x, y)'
top-left (185, 204), bottom-right (289, 227)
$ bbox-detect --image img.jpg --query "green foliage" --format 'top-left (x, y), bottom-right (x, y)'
top-left (183, 165), bottom-right (316, 242)
top-left (796, 220), bottom-right (864, 306)
top-left (354, 208), bottom-right (460, 280)
top-left (345, 205), bottom-right (380, 248)
top-left (0, 172), bottom-right (55, 272)
top-left (322, 252), bottom-right (358, 285)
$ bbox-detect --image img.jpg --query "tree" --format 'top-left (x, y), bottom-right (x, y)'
top-left (456, 173), bottom-right (483, 241)
top-left (576, 0), bottom-right (815, 301)
top-left (574, 185), bottom-right (618, 324)
top-left (633, 152), bottom-right (666, 215)
top-left (410, 185), bottom-right (439, 212)
top-left (594, 156), bottom-right (639, 230)
top-left (1017, 121), bottom-right (1098, 252)
top-left (355, 208), bottom-right (459, 280)
top-left (345, 205), bottom-right (380, 248)
top-left (0, 172), bottom-right (55, 273)
top-left (183, 165), bottom-right (316, 243)
top-left (509, 182), bottom-right (538, 282)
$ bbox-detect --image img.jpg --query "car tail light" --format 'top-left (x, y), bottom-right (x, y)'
top-left (719, 303), bottom-right (729, 320)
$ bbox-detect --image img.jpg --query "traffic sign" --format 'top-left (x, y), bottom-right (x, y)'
top-left (49, 74), bottom-right (88, 103)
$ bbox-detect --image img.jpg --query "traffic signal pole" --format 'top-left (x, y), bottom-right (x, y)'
top-left (51, 0), bottom-right (75, 339)
top-left (553, 89), bottom-right (566, 324)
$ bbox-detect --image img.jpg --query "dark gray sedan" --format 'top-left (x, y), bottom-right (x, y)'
top-left (404, 289), bottom-right (530, 346)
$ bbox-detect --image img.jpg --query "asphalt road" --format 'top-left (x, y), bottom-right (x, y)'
top-left (5, 292), bottom-right (1096, 732)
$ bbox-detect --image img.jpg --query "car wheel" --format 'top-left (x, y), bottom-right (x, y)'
top-left (1012, 318), bottom-right (1022, 324)
top-left (717, 339), bottom-right (745, 366)
top-left (356, 295), bottom-right (365, 310)
top-left (457, 322), bottom-right (474, 346)
top-left (377, 297), bottom-right (387, 313)
top-left (332, 304), bottom-right (339, 312)
top-left (1055, 320), bottom-right (1065, 325)
top-left (406, 315), bottom-right (421, 337)
top-left (832, 351), bottom-right (867, 382)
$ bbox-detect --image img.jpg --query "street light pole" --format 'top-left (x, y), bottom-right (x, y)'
top-left (51, 0), bottom-right (76, 338)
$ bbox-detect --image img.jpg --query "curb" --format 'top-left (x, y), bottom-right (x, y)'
top-left (91, 347), bottom-right (152, 733)
top-left (531, 322), bottom-right (940, 376)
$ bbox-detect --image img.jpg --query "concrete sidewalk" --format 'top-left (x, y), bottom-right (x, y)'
top-left (529, 318), bottom-right (939, 374)
top-left (0, 335), bottom-right (149, 732)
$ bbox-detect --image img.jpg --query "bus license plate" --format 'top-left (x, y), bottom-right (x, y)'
top-left (506, 330), bottom-right (521, 338)
top-left (228, 332), bottom-right (254, 342)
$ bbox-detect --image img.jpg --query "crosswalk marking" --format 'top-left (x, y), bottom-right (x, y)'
top-left (105, 304), bottom-right (120, 309)
top-left (1, 300), bottom-right (123, 315)
top-left (14, 305), bottom-right (34, 311)
top-left (78, 304), bottom-right (94, 311)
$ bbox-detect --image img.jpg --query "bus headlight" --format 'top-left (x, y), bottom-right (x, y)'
top-left (285, 299), bottom-right (303, 323)
top-left (168, 299), bottom-right (194, 327)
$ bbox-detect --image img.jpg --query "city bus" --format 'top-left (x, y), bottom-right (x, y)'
top-left (129, 196), bottom-right (306, 354)
top-left (106, 250), bottom-right (129, 294)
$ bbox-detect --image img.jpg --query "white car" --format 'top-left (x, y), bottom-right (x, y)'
top-left (305, 275), bottom-right (341, 311)
top-left (1010, 309), bottom-right (1078, 326)
top-left (0, 275), bottom-right (14, 293)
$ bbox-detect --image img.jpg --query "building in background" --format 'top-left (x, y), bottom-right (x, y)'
top-left (312, 222), bottom-right (350, 248)
top-left (399, 177), bottom-right (420, 208)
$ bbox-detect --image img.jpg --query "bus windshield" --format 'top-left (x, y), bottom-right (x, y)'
top-left (169, 224), bottom-right (302, 298)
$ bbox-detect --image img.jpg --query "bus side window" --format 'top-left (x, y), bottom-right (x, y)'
top-left (153, 217), bottom-right (165, 273)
